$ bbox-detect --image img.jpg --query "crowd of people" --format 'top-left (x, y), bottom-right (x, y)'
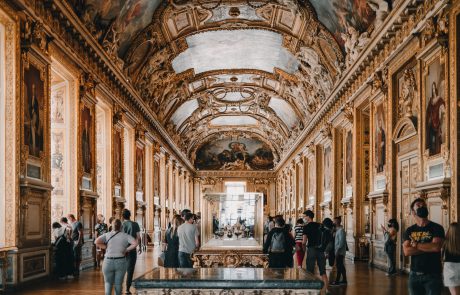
top-left (52, 209), bottom-right (142, 295)
top-left (262, 198), bottom-right (460, 295)
top-left (51, 199), bottom-right (460, 295)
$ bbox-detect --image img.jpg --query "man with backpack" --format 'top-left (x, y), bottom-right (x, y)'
top-left (302, 210), bottom-right (332, 294)
top-left (263, 215), bottom-right (295, 268)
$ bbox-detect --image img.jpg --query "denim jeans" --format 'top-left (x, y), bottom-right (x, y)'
top-left (102, 258), bottom-right (127, 295)
top-left (386, 251), bottom-right (396, 274)
top-left (178, 251), bottom-right (193, 268)
top-left (408, 272), bottom-right (443, 295)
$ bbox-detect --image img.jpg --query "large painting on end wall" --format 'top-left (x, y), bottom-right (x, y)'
top-left (194, 138), bottom-right (274, 170)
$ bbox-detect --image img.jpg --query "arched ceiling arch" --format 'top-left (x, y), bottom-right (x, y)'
top-left (73, 0), bottom-right (377, 171)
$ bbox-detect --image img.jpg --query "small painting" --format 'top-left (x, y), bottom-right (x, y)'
top-left (375, 103), bottom-right (386, 173)
top-left (81, 105), bottom-right (92, 174)
top-left (154, 159), bottom-right (160, 197)
top-left (194, 138), bottom-right (274, 170)
top-left (323, 146), bottom-right (332, 192)
top-left (113, 129), bottom-right (123, 184)
top-left (298, 163), bottom-right (304, 207)
top-left (135, 146), bottom-right (144, 192)
top-left (345, 131), bottom-right (353, 184)
top-left (24, 64), bottom-right (45, 158)
top-left (425, 58), bottom-right (446, 156)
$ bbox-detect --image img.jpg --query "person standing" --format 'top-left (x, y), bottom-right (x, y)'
top-left (294, 218), bottom-right (305, 268)
top-left (52, 222), bottom-right (72, 280)
top-left (164, 215), bottom-right (183, 268)
top-left (331, 216), bottom-right (347, 286)
top-left (381, 218), bottom-right (399, 276)
top-left (443, 222), bottom-right (460, 295)
top-left (121, 209), bottom-right (142, 295)
top-left (263, 215), bottom-right (295, 268)
top-left (302, 210), bottom-right (331, 294)
top-left (68, 214), bottom-right (83, 277)
top-left (403, 198), bottom-right (445, 295)
top-left (177, 212), bottom-right (199, 267)
top-left (95, 219), bottom-right (138, 295)
top-left (95, 214), bottom-right (108, 268)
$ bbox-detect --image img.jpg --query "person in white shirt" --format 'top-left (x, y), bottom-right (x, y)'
top-left (177, 212), bottom-right (200, 267)
top-left (95, 219), bottom-right (138, 295)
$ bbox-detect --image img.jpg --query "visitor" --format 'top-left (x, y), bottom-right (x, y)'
top-left (403, 198), bottom-right (444, 295)
top-left (263, 215), bottom-right (295, 268)
top-left (121, 209), bottom-right (142, 295)
top-left (52, 222), bottom-right (73, 280)
top-left (180, 209), bottom-right (191, 221)
top-left (294, 218), bottom-right (305, 268)
top-left (322, 218), bottom-right (335, 267)
top-left (164, 215), bottom-right (183, 267)
top-left (302, 210), bottom-right (331, 294)
top-left (443, 222), bottom-right (460, 295)
top-left (68, 214), bottom-right (83, 277)
top-left (95, 218), bottom-right (138, 295)
top-left (177, 212), bottom-right (199, 267)
top-left (108, 216), bottom-right (115, 232)
top-left (331, 216), bottom-right (347, 286)
top-left (381, 218), bottom-right (399, 276)
top-left (94, 214), bottom-right (108, 268)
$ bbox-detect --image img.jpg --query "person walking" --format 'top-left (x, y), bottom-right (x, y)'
top-left (331, 216), bottom-right (347, 286)
top-left (403, 198), bottom-right (445, 295)
top-left (177, 212), bottom-right (199, 267)
top-left (294, 218), bottom-right (305, 268)
top-left (68, 214), bottom-right (83, 277)
top-left (95, 214), bottom-right (108, 268)
top-left (381, 218), bottom-right (399, 276)
top-left (263, 215), bottom-right (295, 268)
top-left (121, 209), bottom-right (142, 294)
top-left (95, 219), bottom-right (138, 295)
top-left (443, 222), bottom-right (460, 295)
top-left (52, 222), bottom-right (73, 280)
top-left (302, 210), bottom-right (331, 294)
top-left (164, 215), bottom-right (183, 267)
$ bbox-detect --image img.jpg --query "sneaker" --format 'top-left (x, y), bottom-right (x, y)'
top-left (125, 291), bottom-right (132, 295)
top-left (339, 281), bottom-right (348, 285)
top-left (329, 281), bottom-right (340, 286)
top-left (66, 275), bottom-right (74, 279)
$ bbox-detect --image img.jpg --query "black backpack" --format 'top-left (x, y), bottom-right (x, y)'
top-left (269, 231), bottom-right (286, 253)
top-left (315, 225), bottom-right (332, 251)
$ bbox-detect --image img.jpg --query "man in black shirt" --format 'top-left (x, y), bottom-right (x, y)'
top-left (302, 210), bottom-right (329, 294)
top-left (403, 198), bottom-right (445, 295)
top-left (122, 209), bottom-right (142, 295)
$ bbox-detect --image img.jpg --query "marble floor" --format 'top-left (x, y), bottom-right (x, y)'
top-left (11, 247), bottom-right (450, 295)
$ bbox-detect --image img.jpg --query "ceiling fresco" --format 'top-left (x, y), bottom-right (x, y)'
top-left (194, 138), bottom-right (275, 171)
top-left (72, 0), bottom-right (387, 170)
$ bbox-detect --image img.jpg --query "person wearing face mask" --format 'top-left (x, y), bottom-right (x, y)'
top-left (403, 198), bottom-right (445, 295)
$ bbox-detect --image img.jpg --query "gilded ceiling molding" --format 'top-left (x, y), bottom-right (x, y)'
top-left (276, 0), bottom-right (448, 171)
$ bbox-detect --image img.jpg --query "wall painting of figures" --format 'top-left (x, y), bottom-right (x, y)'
top-left (323, 146), bottom-right (332, 193)
top-left (113, 129), bottom-right (123, 185)
top-left (375, 103), bottom-right (386, 174)
top-left (194, 138), bottom-right (274, 170)
top-left (24, 63), bottom-right (45, 159)
top-left (81, 105), bottom-right (93, 174)
top-left (345, 130), bottom-right (353, 184)
top-left (425, 57), bottom-right (446, 157)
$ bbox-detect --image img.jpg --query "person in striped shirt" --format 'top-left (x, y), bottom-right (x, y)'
top-left (294, 218), bottom-right (305, 268)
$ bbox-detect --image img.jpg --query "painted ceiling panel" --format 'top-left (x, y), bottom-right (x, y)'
top-left (268, 97), bottom-right (299, 129)
top-left (170, 99), bottom-right (199, 127)
top-left (210, 116), bottom-right (258, 126)
top-left (208, 74), bottom-right (260, 85)
top-left (308, 0), bottom-right (375, 46)
top-left (172, 29), bottom-right (300, 75)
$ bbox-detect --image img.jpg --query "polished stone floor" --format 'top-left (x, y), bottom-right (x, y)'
top-left (12, 247), bottom-right (450, 295)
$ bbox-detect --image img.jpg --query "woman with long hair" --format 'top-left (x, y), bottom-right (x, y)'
top-left (444, 222), bottom-right (460, 294)
top-left (95, 219), bottom-right (138, 295)
top-left (164, 214), bottom-right (184, 267)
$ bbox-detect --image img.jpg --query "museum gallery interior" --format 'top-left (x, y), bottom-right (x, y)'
top-left (0, 0), bottom-right (458, 293)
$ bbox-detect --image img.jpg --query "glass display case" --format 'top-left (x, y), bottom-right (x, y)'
top-left (200, 192), bottom-right (264, 250)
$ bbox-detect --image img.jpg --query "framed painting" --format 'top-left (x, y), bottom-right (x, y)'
top-left (135, 145), bottom-right (144, 193)
top-left (113, 128), bottom-right (123, 185)
top-left (21, 51), bottom-right (50, 181)
top-left (323, 146), bottom-right (332, 193)
top-left (374, 103), bottom-right (386, 174)
top-left (308, 158), bottom-right (316, 205)
top-left (80, 105), bottom-right (93, 174)
top-left (345, 130), bottom-right (353, 184)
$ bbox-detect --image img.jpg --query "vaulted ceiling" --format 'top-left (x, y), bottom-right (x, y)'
top-left (73, 0), bottom-right (377, 170)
